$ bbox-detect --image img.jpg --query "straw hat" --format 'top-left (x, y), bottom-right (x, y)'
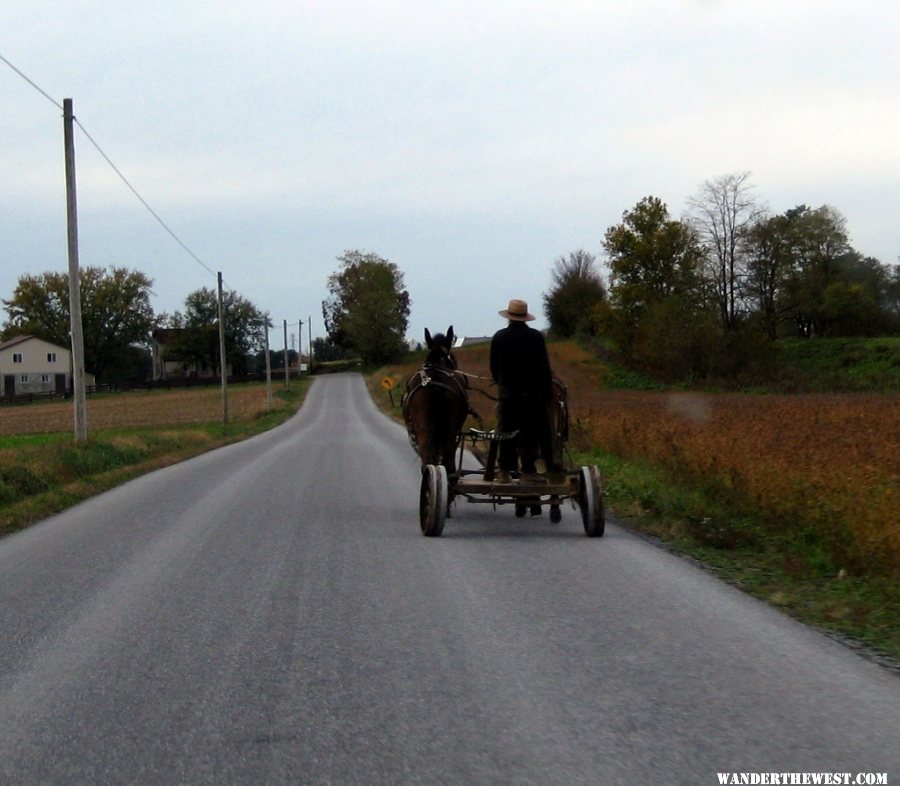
top-left (499, 299), bottom-right (535, 322)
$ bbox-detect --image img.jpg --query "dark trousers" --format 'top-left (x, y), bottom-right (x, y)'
top-left (498, 395), bottom-right (554, 473)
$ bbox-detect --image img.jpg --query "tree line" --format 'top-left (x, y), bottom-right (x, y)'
top-left (4, 175), bottom-right (896, 384)
top-left (544, 173), bottom-right (899, 380)
top-left (0, 269), bottom-right (269, 382)
top-left (0, 250), bottom-right (411, 383)
top-left (314, 174), bottom-right (899, 378)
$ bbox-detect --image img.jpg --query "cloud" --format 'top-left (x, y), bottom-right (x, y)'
top-left (2, 0), bottom-right (898, 341)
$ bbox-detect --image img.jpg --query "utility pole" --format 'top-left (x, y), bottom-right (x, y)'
top-left (283, 319), bottom-right (289, 389)
top-left (63, 98), bottom-right (87, 443)
top-left (298, 319), bottom-right (303, 376)
top-left (217, 272), bottom-right (228, 424)
top-left (263, 325), bottom-right (272, 412)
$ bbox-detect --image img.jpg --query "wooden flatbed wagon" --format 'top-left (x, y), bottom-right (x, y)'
top-left (419, 427), bottom-right (605, 538)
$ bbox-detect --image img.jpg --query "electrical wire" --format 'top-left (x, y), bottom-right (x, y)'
top-left (1, 54), bottom-right (297, 334)
top-left (0, 53), bottom-right (61, 110)
top-left (72, 119), bottom-right (217, 277)
top-left (1, 52), bottom-right (217, 278)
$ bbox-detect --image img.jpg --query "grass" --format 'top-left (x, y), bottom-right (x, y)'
top-left (775, 336), bottom-right (900, 392)
top-left (581, 449), bottom-right (899, 662)
top-left (0, 381), bottom-right (309, 538)
top-left (371, 339), bottom-right (900, 664)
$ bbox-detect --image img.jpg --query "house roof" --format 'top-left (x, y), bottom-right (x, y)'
top-left (0, 335), bottom-right (70, 353)
top-left (0, 335), bottom-right (37, 351)
top-left (459, 336), bottom-right (492, 347)
top-left (152, 327), bottom-right (178, 344)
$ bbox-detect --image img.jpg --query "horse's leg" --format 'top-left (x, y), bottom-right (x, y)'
top-left (442, 431), bottom-right (457, 477)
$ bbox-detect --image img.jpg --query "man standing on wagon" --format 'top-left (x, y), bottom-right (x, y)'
top-left (490, 298), bottom-right (557, 483)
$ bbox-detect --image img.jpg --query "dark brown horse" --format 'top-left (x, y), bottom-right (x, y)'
top-left (402, 326), bottom-right (470, 477)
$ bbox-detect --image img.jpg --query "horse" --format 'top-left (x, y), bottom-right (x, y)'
top-left (402, 326), bottom-right (470, 479)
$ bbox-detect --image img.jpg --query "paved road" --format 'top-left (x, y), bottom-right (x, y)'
top-left (1, 374), bottom-right (897, 784)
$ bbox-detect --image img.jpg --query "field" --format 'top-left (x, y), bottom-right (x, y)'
top-left (380, 341), bottom-right (899, 578)
top-left (0, 385), bottom-right (275, 435)
top-left (0, 382), bottom-right (305, 536)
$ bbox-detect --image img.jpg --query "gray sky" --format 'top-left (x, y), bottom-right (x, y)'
top-left (2, 0), bottom-right (898, 347)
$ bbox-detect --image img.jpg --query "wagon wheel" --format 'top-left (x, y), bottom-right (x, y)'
top-left (420, 464), bottom-right (448, 537)
top-left (578, 465), bottom-right (605, 537)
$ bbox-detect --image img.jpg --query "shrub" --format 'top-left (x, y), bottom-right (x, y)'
top-left (0, 466), bottom-right (49, 499)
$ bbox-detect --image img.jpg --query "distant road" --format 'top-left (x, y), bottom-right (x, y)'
top-left (1, 373), bottom-right (897, 784)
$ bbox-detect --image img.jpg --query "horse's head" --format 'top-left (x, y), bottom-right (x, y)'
top-left (424, 326), bottom-right (457, 369)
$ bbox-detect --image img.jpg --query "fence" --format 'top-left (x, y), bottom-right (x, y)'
top-left (0, 371), bottom-right (304, 406)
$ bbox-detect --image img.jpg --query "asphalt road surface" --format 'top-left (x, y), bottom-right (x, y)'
top-left (1, 373), bottom-right (897, 785)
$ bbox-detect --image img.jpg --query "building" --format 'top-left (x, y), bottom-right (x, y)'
top-left (0, 335), bottom-right (71, 397)
top-left (151, 327), bottom-right (231, 380)
top-left (457, 336), bottom-right (492, 347)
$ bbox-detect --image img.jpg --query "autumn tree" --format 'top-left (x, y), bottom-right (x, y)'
top-left (322, 250), bottom-right (411, 364)
top-left (603, 196), bottom-right (704, 323)
top-left (1, 266), bottom-right (154, 380)
top-left (543, 250), bottom-right (606, 338)
top-left (602, 196), bottom-right (711, 377)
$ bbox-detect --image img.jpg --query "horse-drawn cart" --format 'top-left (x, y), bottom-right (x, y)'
top-left (418, 428), bottom-right (605, 538)
top-left (405, 327), bottom-right (605, 539)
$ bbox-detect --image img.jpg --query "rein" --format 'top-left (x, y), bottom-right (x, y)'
top-left (455, 370), bottom-right (499, 402)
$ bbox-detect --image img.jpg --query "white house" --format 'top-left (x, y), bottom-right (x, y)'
top-left (0, 335), bottom-right (72, 397)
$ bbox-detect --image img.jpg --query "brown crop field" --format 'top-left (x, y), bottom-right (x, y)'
top-left (0, 384), bottom-right (274, 435)
top-left (381, 341), bottom-right (900, 577)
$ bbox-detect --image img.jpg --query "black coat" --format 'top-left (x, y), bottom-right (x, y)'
top-left (489, 321), bottom-right (553, 402)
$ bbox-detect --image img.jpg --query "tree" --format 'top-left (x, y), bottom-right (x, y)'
top-left (322, 250), bottom-right (411, 364)
top-left (687, 172), bottom-right (763, 330)
top-left (2, 266), bottom-right (154, 380)
top-left (819, 252), bottom-right (897, 336)
top-left (743, 209), bottom-right (800, 339)
top-left (603, 196), bottom-right (704, 324)
top-left (543, 250), bottom-right (607, 338)
top-left (602, 196), bottom-right (708, 370)
top-left (743, 203), bottom-right (897, 337)
top-left (778, 205), bottom-right (852, 337)
top-left (164, 287), bottom-right (269, 375)
top-left (311, 336), bottom-right (350, 363)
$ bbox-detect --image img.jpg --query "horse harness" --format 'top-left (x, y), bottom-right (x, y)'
top-left (402, 364), bottom-right (471, 414)
top-left (402, 364), bottom-right (477, 455)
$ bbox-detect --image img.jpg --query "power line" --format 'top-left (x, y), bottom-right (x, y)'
top-left (0, 52), bottom-right (61, 110)
top-left (1, 54), bottom-right (296, 330)
top-left (73, 119), bottom-right (217, 277)
top-left (1, 52), bottom-right (217, 279)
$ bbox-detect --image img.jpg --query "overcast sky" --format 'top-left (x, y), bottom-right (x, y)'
top-left (2, 0), bottom-right (898, 348)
